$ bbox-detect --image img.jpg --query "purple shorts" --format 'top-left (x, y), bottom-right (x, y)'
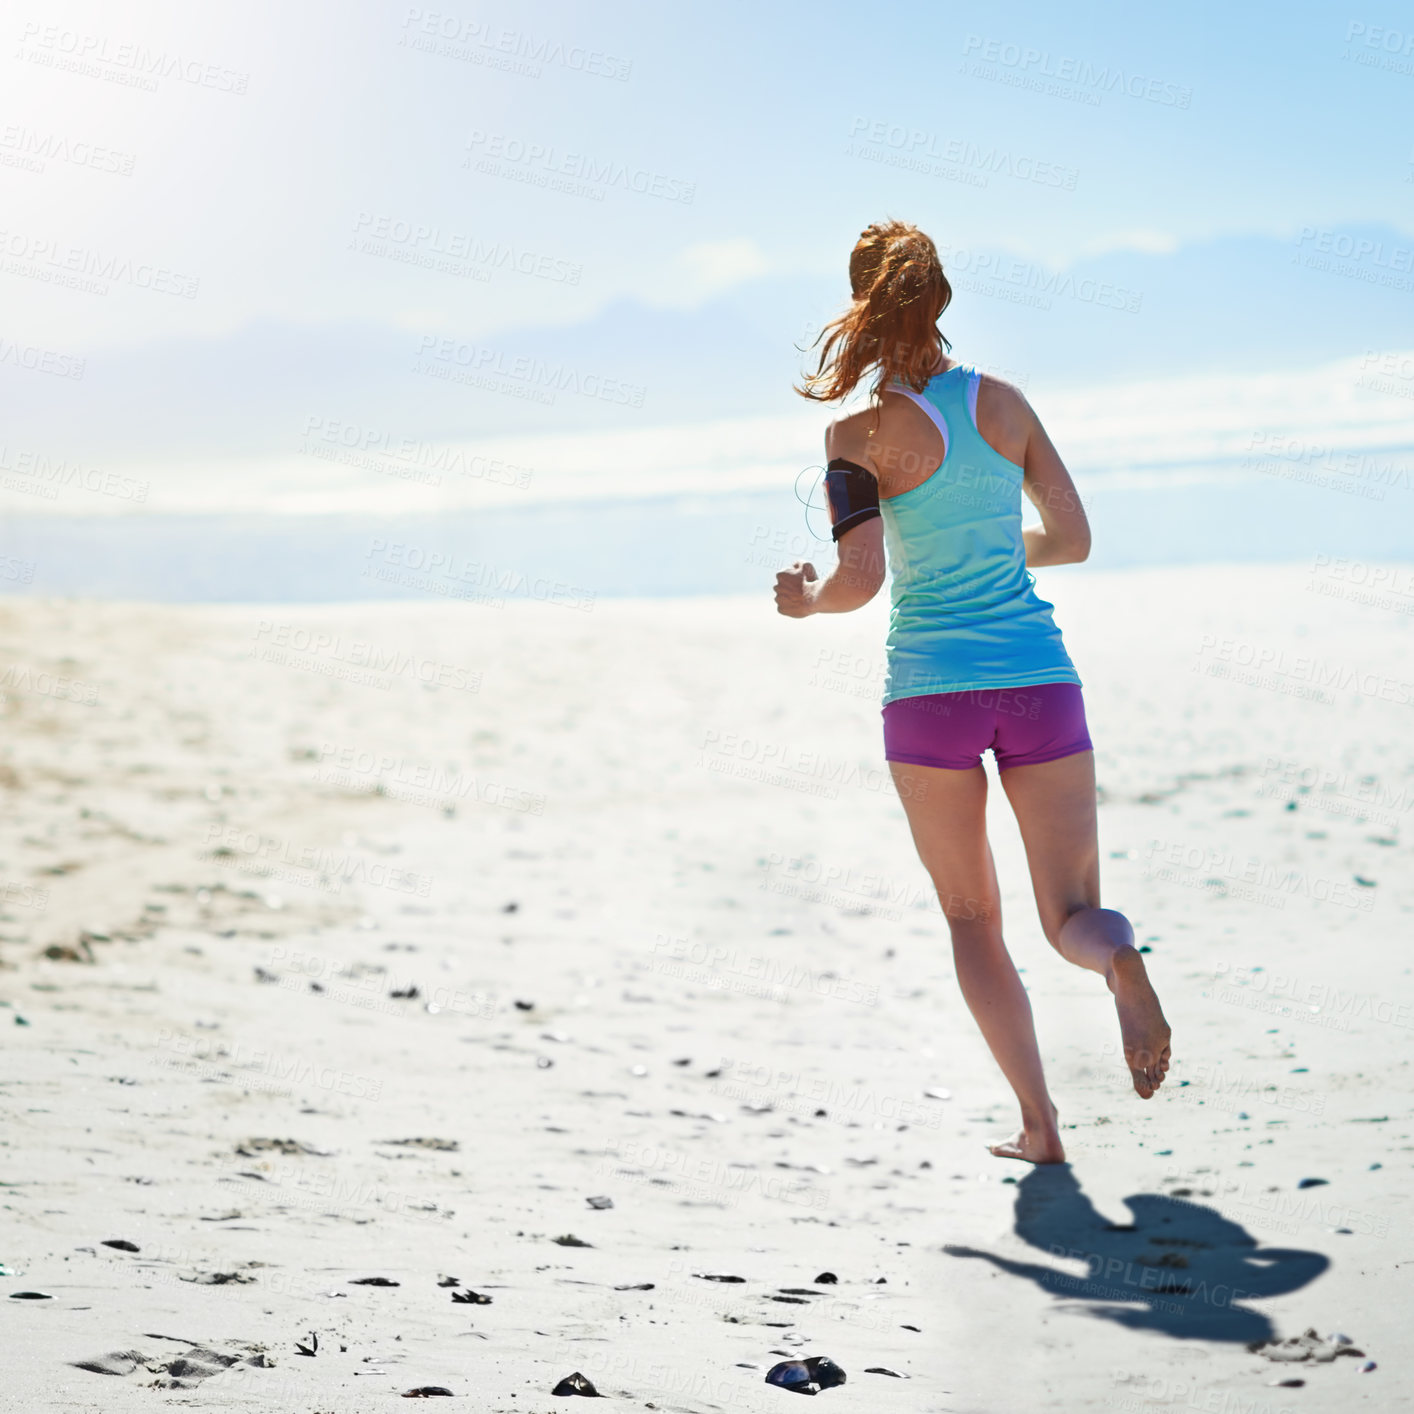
top-left (882, 683), bottom-right (1092, 772)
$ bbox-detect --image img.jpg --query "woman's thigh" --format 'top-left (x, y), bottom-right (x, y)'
top-left (888, 760), bottom-right (1001, 933)
top-left (996, 748), bottom-right (1101, 943)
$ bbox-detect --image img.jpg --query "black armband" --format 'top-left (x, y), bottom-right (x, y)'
top-left (824, 457), bottom-right (881, 541)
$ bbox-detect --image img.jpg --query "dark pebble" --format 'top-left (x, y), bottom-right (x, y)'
top-left (813, 1271), bottom-right (838, 1284)
top-left (765, 1356), bottom-right (847, 1394)
top-left (551, 1371), bottom-right (600, 1396)
top-left (101, 1239), bottom-right (140, 1252)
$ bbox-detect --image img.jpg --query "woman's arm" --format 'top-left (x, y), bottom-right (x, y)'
top-left (1018, 398), bottom-right (1091, 566)
top-left (774, 518), bottom-right (886, 616)
top-left (774, 418), bottom-right (888, 618)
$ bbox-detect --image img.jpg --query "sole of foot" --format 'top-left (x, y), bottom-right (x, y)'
top-left (1111, 947), bottom-right (1171, 1099)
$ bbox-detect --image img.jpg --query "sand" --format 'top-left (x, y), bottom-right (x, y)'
top-left (3, 561), bottom-right (1412, 1412)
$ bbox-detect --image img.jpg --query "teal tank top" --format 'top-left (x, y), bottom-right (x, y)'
top-left (878, 363), bottom-right (1081, 705)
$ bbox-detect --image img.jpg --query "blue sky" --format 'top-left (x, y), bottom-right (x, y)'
top-left (2, 0), bottom-right (1412, 530)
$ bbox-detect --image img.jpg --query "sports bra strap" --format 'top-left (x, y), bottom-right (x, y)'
top-left (887, 384), bottom-right (949, 457)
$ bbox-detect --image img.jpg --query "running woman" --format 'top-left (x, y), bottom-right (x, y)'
top-left (774, 220), bottom-right (1170, 1164)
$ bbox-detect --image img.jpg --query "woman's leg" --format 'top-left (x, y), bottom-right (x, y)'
top-left (997, 749), bottom-right (1171, 1098)
top-left (888, 759), bottom-right (1065, 1163)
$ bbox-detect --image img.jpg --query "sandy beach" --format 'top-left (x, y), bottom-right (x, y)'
top-left (5, 560), bottom-right (1412, 1413)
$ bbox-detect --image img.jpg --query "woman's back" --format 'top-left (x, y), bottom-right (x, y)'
top-left (870, 360), bottom-right (1030, 497)
top-left (865, 363), bottom-right (1082, 704)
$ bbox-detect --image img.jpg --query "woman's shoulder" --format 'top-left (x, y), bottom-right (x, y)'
top-left (824, 405), bottom-right (880, 464)
top-left (974, 368), bottom-right (1028, 404)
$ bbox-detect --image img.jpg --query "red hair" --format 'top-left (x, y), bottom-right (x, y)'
top-left (795, 219), bottom-right (952, 408)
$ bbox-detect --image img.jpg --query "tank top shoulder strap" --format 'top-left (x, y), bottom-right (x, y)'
top-left (920, 364), bottom-right (974, 424)
top-left (912, 365), bottom-right (978, 445)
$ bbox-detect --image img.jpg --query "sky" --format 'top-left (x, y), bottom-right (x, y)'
top-left (1, 0), bottom-right (1412, 563)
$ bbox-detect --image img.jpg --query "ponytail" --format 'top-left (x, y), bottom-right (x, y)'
top-left (795, 219), bottom-right (952, 409)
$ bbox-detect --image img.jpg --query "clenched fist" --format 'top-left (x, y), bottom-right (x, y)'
top-left (774, 561), bottom-right (818, 618)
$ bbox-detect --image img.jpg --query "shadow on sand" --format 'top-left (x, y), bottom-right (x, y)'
top-left (945, 1166), bottom-right (1329, 1342)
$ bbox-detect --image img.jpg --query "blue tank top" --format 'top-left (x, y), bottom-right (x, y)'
top-left (878, 363), bottom-right (1081, 705)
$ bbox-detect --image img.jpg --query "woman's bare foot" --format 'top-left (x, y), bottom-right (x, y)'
top-left (988, 1105), bottom-right (1066, 1164)
top-left (1109, 946), bottom-right (1171, 1098)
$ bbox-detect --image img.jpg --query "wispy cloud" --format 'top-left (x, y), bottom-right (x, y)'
top-left (21, 350), bottom-right (1406, 517)
top-left (639, 238), bottom-right (773, 310)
